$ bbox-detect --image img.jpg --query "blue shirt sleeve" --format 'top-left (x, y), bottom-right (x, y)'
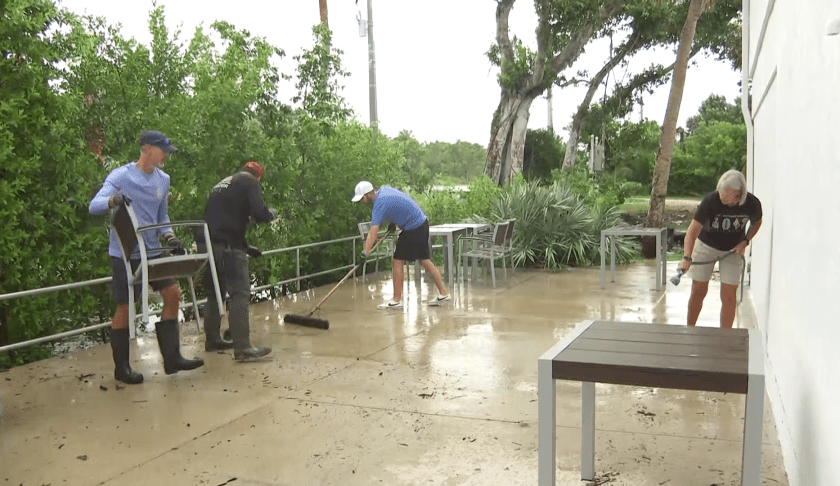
top-left (89, 174), bottom-right (119, 215)
top-left (156, 173), bottom-right (173, 237)
top-left (371, 201), bottom-right (385, 226)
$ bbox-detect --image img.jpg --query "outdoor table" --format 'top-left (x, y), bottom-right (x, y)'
top-left (600, 227), bottom-right (668, 290)
top-left (434, 223), bottom-right (492, 282)
top-left (538, 320), bottom-right (765, 485)
top-left (411, 223), bottom-right (491, 287)
top-left (424, 225), bottom-right (469, 289)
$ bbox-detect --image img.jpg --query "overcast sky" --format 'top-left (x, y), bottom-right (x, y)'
top-left (57, 0), bottom-right (743, 146)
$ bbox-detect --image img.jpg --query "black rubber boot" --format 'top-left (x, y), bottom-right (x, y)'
top-left (155, 319), bottom-right (204, 374)
top-left (110, 328), bottom-right (144, 384)
top-left (230, 314), bottom-right (271, 362)
top-left (203, 299), bottom-right (233, 351)
top-left (234, 346), bottom-right (272, 362)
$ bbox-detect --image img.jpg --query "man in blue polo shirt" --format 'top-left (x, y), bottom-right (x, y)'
top-left (89, 130), bottom-right (203, 384)
top-left (352, 181), bottom-right (450, 309)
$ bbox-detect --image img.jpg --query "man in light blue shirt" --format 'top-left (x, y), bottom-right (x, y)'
top-left (352, 181), bottom-right (450, 309)
top-left (89, 130), bottom-right (203, 384)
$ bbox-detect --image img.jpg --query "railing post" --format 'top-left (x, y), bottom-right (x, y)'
top-left (296, 248), bottom-right (301, 293)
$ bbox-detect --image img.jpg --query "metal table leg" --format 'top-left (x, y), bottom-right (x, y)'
top-left (538, 356), bottom-right (557, 485)
top-left (582, 381), bottom-right (596, 481)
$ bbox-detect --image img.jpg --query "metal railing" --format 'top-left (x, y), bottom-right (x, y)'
top-left (0, 234), bottom-right (395, 354)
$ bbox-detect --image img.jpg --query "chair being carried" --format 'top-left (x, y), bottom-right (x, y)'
top-left (110, 201), bottom-right (224, 338)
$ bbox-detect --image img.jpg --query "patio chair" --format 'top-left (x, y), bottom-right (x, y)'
top-left (458, 221), bottom-right (510, 287)
top-left (473, 219), bottom-right (517, 270)
top-left (111, 202), bottom-right (224, 338)
top-left (357, 221), bottom-right (398, 282)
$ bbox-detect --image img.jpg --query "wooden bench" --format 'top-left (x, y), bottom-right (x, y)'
top-left (538, 320), bottom-right (765, 485)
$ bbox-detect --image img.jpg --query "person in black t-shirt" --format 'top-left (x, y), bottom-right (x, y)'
top-left (680, 170), bottom-right (762, 328)
top-left (201, 160), bottom-right (276, 361)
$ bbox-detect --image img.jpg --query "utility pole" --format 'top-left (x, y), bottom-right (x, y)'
top-left (319, 0), bottom-right (328, 27)
top-left (366, 0), bottom-right (378, 132)
top-left (356, 0), bottom-right (378, 133)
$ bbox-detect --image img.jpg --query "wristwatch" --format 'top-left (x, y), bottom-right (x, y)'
top-left (682, 255), bottom-right (692, 263)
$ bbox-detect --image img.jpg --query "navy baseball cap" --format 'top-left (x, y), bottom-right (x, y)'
top-left (139, 130), bottom-right (177, 152)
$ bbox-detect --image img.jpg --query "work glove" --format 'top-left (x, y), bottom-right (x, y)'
top-left (165, 235), bottom-right (186, 256)
top-left (111, 192), bottom-right (131, 207)
top-left (361, 249), bottom-right (368, 260)
top-left (246, 245), bottom-right (263, 258)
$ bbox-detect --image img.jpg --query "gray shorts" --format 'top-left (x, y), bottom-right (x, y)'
top-left (686, 239), bottom-right (743, 285)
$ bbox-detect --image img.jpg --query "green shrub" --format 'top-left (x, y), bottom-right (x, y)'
top-left (412, 175), bottom-right (501, 225)
top-left (484, 179), bottom-right (637, 269)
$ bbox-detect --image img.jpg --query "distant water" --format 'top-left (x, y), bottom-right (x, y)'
top-left (431, 185), bottom-right (469, 192)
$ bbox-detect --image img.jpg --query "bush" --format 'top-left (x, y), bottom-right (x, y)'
top-left (484, 179), bottom-right (637, 269)
top-left (411, 175), bottom-right (501, 225)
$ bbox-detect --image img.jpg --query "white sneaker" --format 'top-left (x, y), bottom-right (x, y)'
top-left (427, 294), bottom-right (452, 306)
top-left (377, 300), bottom-right (403, 310)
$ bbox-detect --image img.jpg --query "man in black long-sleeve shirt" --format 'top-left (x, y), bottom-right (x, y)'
top-left (202, 160), bottom-right (275, 360)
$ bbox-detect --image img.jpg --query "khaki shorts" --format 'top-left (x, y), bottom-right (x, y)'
top-left (686, 239), bottom-right (743, 285)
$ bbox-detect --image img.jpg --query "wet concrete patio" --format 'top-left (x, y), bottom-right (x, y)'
top-left (0, 261), bottom-right (789, 485)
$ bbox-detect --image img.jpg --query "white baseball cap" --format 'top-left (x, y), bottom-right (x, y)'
top-left (352, 181), bottom-right (374, 202)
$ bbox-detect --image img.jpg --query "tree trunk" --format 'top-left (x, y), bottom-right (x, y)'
top-left (645, 0), bottom-right (710, 228)
top-left (485, 0), bottom-right (618, 186)
top-left (486, 92), bottom-right (536, 185)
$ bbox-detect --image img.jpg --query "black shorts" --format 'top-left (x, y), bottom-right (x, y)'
top-left (111, 257), bottom-right (176, 304)
top-left (393, 219), bottom-right (431, 262)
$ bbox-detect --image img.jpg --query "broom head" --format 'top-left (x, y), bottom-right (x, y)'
top-left (283, 313), bottom-right (330, 330)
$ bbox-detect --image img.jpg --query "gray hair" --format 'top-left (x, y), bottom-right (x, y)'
top-left (716, 169), bottom-right (747, 205)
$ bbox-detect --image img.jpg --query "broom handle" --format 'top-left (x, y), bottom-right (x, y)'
top-left (307, 231), bottom-right (391, 316)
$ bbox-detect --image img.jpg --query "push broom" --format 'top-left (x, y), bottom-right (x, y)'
top-left (283, 230), bottom-right (392, 330)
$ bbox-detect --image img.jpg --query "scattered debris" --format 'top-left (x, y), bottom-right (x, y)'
top-left (99, 385), bottom-right (108, 391)
top-left (77, 373), bottom-right (94, 382)
top-left (216, 478), bottom-right (238, 485)
top-left (590, 471), bottom-right (620, 484)
top-left (76, 455), bottom-right (88, 461)
top-left (417, 392), bottom-right (435, 399)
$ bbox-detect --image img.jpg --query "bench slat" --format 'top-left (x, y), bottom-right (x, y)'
top-left (580, 328), bottom-right (747, 348)
top-left (568, 337), bottom-right (747, 361)
top-left (552, 348), bottom-right (748, 394)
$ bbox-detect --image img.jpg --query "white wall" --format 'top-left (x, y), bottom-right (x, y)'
top-left (748, 1), bottom-right (840, 485)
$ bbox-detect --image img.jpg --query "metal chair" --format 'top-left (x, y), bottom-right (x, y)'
top-left (458, 221), bottom-right (510, 287)
top-left (110, 202), bottom-right (224, 338)
top-left (357, 222), bottom-right (398, 282)
top-left (472, 219), bottom-right (517, 270)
